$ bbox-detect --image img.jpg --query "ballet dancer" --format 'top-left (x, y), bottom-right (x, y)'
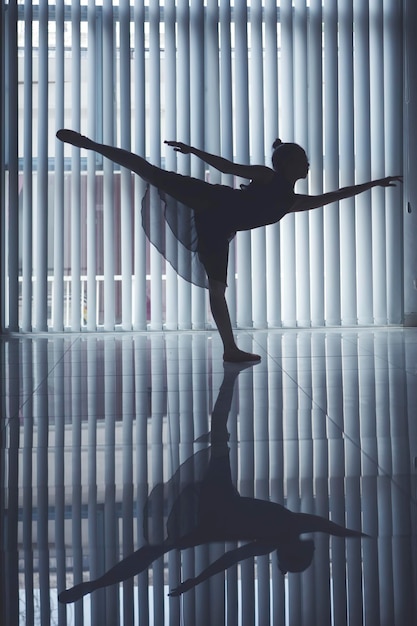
top-left (56, 129), bottom-right (402, 361)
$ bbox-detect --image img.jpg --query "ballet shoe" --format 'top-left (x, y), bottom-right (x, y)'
top-left (58, 580), bottom-right (94, 604)
top-left (56, 129), bottom-right (90, 149)
top-left (223, 349), bottom-right (261, 363)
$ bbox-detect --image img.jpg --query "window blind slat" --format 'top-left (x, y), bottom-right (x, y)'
top-left (6, 1), bottom-right (19, 331)
top-left (323, 0), bottom-right (341, 326)
top-left (279, 0), bottom-right (296, 327)
top-left (164, 0), bottom-right (178, 331)
top-left (149, 1), bottom-right (162, 330)
top-left (370, 0), bottom-right (387, 325)
top-left (103, 0), bottom-right (116, 330)
top-left (86, 0), bottom-right (98, 330)
top-left (250, 0), bottom-right (267, 329)
top-left (219, 0), bottom-right (237, 328)
top-left (384, 1), bottom-right (403, 324)
top-left (354, 0), bottom-right (373, 325)
top-left (308, 0), bottom-right (325, 327)
top-left (176, 0), bottom-right (192, 331)
top-left (53, 1), bottom-right (65, 332)
top-left (279, 0), bottom-right (296, 326)
top-left (71, 1), bottom-right (82, 332)
top-left (35, 0), bottom-right (49, 331)
top-left (22, 0), bottom-right (34, 332)
top-left (133, 1), bottom-right (147, 331)
top-left (120, 0), bottom-right (132, 330)
top-left (338, 0), bottom-right (356, 325)
top-left (190, 0), bottom-right (206, 331)
top-left (294, 0), bottom-right (310, 327)
top-left (205, 0), bottom-right (221, 177)
top-left (264, 1), bottom-right (280, 328)
top-left (235, 0), bottom-right (252, 329)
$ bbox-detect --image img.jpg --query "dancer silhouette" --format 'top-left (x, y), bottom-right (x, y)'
top-left (58, 362), bottom-right (365, 604)
top-left (56, 129), bottom-right (402, 361)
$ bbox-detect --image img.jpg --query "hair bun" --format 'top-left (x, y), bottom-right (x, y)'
top-left (272, 138), bottom-right (283, 150)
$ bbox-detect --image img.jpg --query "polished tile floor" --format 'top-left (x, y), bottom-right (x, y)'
top-left (1, 328), bottom-right (416, 626)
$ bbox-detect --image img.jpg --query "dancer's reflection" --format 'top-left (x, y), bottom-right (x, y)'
top-left (58, 363), bottom-right (365, 604)
top-left (56, 129), bottom-right (401, 362)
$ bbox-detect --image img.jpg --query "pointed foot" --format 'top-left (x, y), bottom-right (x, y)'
top-left (56, 129), bottom-right (90, 149)
top-left (58, 580), bottom-right (94, 604)
top-left (223, 349), bottom-right (261, 363)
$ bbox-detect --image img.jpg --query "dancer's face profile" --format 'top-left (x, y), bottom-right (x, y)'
top-left (292, 153), bottom-right (309, 180)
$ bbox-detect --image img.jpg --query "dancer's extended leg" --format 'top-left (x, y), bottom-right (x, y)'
top-left (59, 544), bottom-right (168, 603)
top-left (57, 129), bottom-right (216, 211)
top-left (208, 279), bottom-right (260, 362)
top-left (57, 129), bottom-right (164, 187)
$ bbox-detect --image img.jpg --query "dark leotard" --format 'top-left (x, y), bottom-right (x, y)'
top-left (141, 170), bottom-right (295, 287)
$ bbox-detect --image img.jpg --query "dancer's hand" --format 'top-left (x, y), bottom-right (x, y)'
top-left (168, 578), bottom-right (195, 596)
top-left (378, 175), bottom-right (403, 187)
top-left (165, 140), bottom-right (192, 154)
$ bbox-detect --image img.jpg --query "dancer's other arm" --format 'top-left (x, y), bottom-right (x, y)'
top-left (292, 176), bottom-right (403, 212)
top-left (165, 141), bottom-right (274, 183)
top-left (168, 541), bottom-right (275, 597)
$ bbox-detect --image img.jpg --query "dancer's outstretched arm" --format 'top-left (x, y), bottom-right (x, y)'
top-left (168, 542), bottom-right (275, 597)
top-left (292, 176), bottom-right (403, 213)
top-left (165, 141), bottom-right (274, 183)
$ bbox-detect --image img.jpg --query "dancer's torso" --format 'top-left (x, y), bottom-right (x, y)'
top-left (228, 172), bottom-right (296, 232)
top-left (195, 171), bottom-right (296, 239)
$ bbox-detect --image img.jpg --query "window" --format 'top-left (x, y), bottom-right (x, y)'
top-left (1, 1), bottom-right (405, 331)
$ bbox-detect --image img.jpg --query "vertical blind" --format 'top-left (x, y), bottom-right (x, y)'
top-left (1, 0), bottom-right (404, 332)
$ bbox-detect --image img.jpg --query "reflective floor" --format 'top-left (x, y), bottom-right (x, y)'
top-left (1, 328), bottom-right (417, 626)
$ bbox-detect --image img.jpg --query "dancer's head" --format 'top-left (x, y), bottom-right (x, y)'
top-left (276, 538), bottom-right (315, 574)
top-left (272, 139), bottom-right (309, 182)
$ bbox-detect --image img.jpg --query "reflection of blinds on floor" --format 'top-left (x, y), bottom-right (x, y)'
top-left (2, 1), bottom-right (404, 332)
top-left (3, 331), bottom-right (415, 624)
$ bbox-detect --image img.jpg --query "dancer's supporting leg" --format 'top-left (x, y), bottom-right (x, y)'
top-left (208, 279), bottom-right (260, 362)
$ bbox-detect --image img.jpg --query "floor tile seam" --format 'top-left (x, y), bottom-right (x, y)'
top-left (326, 416), bottom-right (417, 508)
top-left (1, 337), bottom-right (83, 431)
top-left (253, 336), bottom-right (416, 505)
